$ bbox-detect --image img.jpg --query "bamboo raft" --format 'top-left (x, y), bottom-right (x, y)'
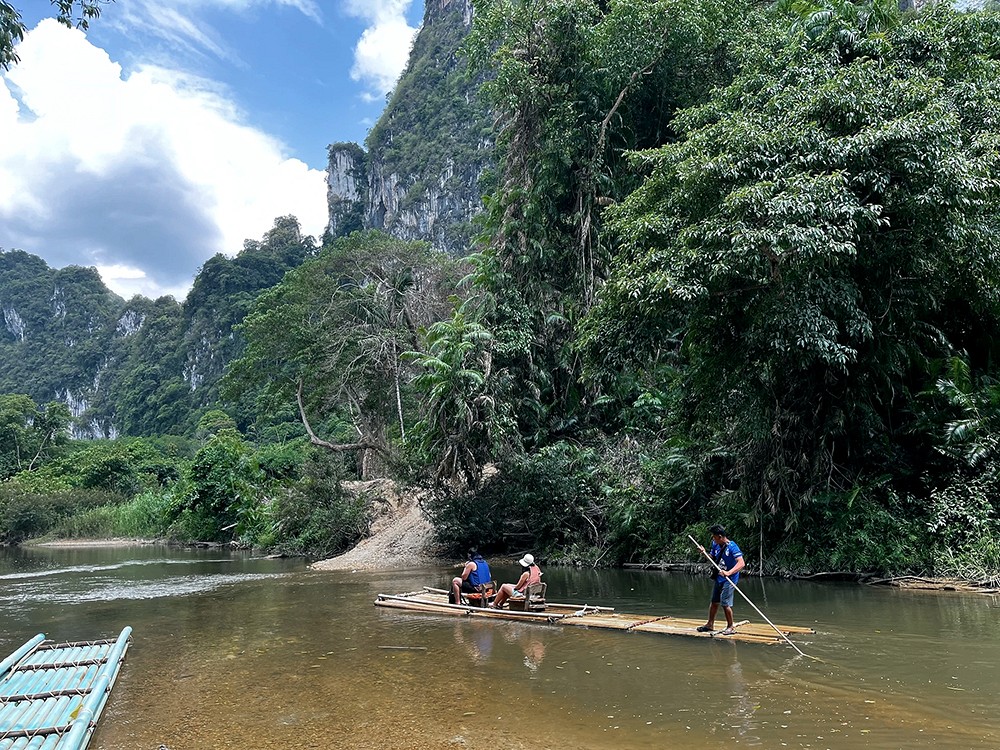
top-left (375, 589), bottom-right (814, 646)
top-left (0, 627), bottom-right (132, 750)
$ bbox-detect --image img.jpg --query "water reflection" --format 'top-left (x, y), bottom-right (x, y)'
top-left (454, 620), bottom-right (494, 665)
top-left (520, 637), bottom-right (545, 673)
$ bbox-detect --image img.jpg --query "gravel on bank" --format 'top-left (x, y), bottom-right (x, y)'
top-left (310, 480), bottom-right (441, 572)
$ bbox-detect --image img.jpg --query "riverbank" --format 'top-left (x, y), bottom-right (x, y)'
top-left (310, 482), bottom-right (441, 571)
top-left (25, 501), bottom-right (995, 593)
top-left (31, 537), bottom-right (162, 547)
top-left (21, 534), bottom-right (999, 594)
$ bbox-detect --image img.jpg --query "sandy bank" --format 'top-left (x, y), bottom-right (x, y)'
top-left (30, 538), bottom-right (162, 548)
top-left (310, 479), bottom-right (441, 572)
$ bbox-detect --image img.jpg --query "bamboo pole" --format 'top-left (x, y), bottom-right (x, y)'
top-left (376, 594), bottom-right (567, 620)
top-left (688, 535), bottom-right (811, 658)
top-left (58, 626), bottom-right (132, 750)
top-left (421, 587), bottom-right (616, 613)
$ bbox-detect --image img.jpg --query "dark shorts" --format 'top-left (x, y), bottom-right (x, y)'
top-left (460, 580), bottom-right (478, 593)
top-left (711, 579), bottom-right (736, 608)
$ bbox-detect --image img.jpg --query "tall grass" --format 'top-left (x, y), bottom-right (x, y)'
top-left (52, 491), bottom-right (179, 539)
top-left (933, 536), bottom-right (1000, 587)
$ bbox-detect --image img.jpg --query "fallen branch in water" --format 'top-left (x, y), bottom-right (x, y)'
top-left (865, 575), bottom-right (999, 593)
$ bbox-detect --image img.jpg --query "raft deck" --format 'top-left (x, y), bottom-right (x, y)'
top-left (0, 627), bottom-right (132, 750)
top-left (375, 589), bottom-right (814, 646)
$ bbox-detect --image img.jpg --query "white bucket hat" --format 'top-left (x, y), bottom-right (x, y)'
top-left (518, 553), bottom-right (534, 567)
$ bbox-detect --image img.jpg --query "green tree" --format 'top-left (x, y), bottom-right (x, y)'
top-left (70, 438), bottom-right (178, 496)
top-left (588, 3), bottom-right (1000, 526)
top-left (0, 394), bottom-right (37, 478)
top-left (196, 410), bottom-right (238, 441)
top-left (184, 429), bottom-right (263, 540)
top-left (0, 395), bottom-right (70, 478)
top-left (409, 302), bottom-right (515, 487)
top-left (224, 231), bottom-right (459, 477)
top-left (465, 0), bottom-right (756, 445)
top-left (931, 356), bottom-right (1000, 468)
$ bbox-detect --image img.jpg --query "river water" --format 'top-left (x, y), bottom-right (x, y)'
top-left (0, 545), bottom-right (997, 749)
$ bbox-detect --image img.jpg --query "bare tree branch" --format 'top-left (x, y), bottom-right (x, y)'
top-left (296, 379), bottom-right (386, 454)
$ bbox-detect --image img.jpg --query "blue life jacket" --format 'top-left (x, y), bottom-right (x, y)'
top-left (468, 555), bottom-right (491, 587)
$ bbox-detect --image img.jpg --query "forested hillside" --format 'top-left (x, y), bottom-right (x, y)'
top-left (3, 0), bottom-right (999, 584)
top-left (227, 0), bottom-right (1000, 579)
top-left (326, 0), bottom-right (491, 254)
top-left (0, 216), bottom-right (315, 437)
top-left (0, 250), bottom-right (122, 438)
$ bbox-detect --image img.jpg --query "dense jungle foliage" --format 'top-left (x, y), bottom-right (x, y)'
top-left (2, 0), bottom-right (999, 584)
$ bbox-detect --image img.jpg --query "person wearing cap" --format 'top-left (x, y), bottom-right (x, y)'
top-left (450, 547), bottom-right (492, 604)
top-left (695, 525), bottom-right (745, 635)
top-left (490, 553), bottom-right (542, 609)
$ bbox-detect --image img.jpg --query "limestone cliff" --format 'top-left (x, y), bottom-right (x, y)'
top-left (326, 0), bottom-right (490, 255)
top-left (0, 217), bottom-right (314, 438)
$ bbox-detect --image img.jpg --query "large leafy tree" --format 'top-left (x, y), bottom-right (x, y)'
top-left (588, 1), bottom-right (1000, 524)
top-left (465, 0), bottom-right (756, 444)
top-left (223, 231), bottom-right (460, 478)
top-left (0, 394), bottom-right (70, 479)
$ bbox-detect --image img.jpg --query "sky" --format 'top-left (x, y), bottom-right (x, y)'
top-left (0, 0), bottom-right (424, 300)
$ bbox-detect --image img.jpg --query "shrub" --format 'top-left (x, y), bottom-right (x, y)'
top-left (427, 441), bottom-right (608, 557)
top-left (0, 486), bottom-right (120, 543)
top-left (926, 464), bottom-right (1000, 585)
top-left (183, 429), bottom-right (264, 541)
top-left (765, 485), bottom-right (932, 575)
top-left (10, 439), bottom-right (184, 497)
top-left (271, 451), bottom-right (370, 558)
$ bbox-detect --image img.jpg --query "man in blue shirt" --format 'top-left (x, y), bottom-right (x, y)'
top-left (450, 547), bottom-right (492, 604)
top-left (696, 524), bottom-right (745, 635)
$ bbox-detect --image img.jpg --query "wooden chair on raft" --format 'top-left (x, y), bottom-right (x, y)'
top-left (462, 580), bottom-right (497, 607)
top-left (506, 582), bottom-right (547, 612)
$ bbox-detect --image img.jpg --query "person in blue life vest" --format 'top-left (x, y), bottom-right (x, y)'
top-left (450, 547), bottom-right (492, 604)
top-left (696, 525), bottom-right (745, 635)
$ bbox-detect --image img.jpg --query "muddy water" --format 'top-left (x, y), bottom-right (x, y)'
top-left (0, 545), bottom-right (997, 749)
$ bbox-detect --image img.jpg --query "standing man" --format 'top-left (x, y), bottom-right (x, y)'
top-left (696, 525), bottom-right (745, 635)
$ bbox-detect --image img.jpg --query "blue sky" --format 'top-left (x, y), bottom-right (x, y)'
top-left (0, 0), bottom-right (424, 299)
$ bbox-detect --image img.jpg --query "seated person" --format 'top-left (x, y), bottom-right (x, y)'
top-left (492, 553), bottom-right (542, 609)
top-left (451, 547), bottom-right (492, 604)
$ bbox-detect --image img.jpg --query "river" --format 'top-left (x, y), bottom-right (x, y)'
top-left (0, 544), bottom-right (997, 749)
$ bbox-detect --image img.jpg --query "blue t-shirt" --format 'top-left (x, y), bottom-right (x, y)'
top-left (710, 540), bottom-right (743, 584)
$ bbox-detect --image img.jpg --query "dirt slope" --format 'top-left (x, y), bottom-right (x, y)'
top-left (309, 480), bottom-right (439, 571)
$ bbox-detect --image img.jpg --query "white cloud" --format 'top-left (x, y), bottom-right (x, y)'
top-left (343, 0), bottom-right (417, 96)
top-left (342, 0), bottom-right (412, 22)
top-left (107, 0), bottom-right (322, 65)
top-left (96, 263), bottom-right (190, 301)
top-left (0, 20), bottom-right (327, 300)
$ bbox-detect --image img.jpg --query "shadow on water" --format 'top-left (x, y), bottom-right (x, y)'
top-left (0, 548), bottom-right (997, 749)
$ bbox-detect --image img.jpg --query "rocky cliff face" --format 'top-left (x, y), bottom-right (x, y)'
top-left (326, 0), bottom-right (490, 256)
top-left (426, 0), bottom-right (474, 25)
top-left (326, 142), bottom-right (367, 238)
top-left (0, 251), bottom-right (122, 439)
top-left (0, 218), bottom-right (314, 439)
